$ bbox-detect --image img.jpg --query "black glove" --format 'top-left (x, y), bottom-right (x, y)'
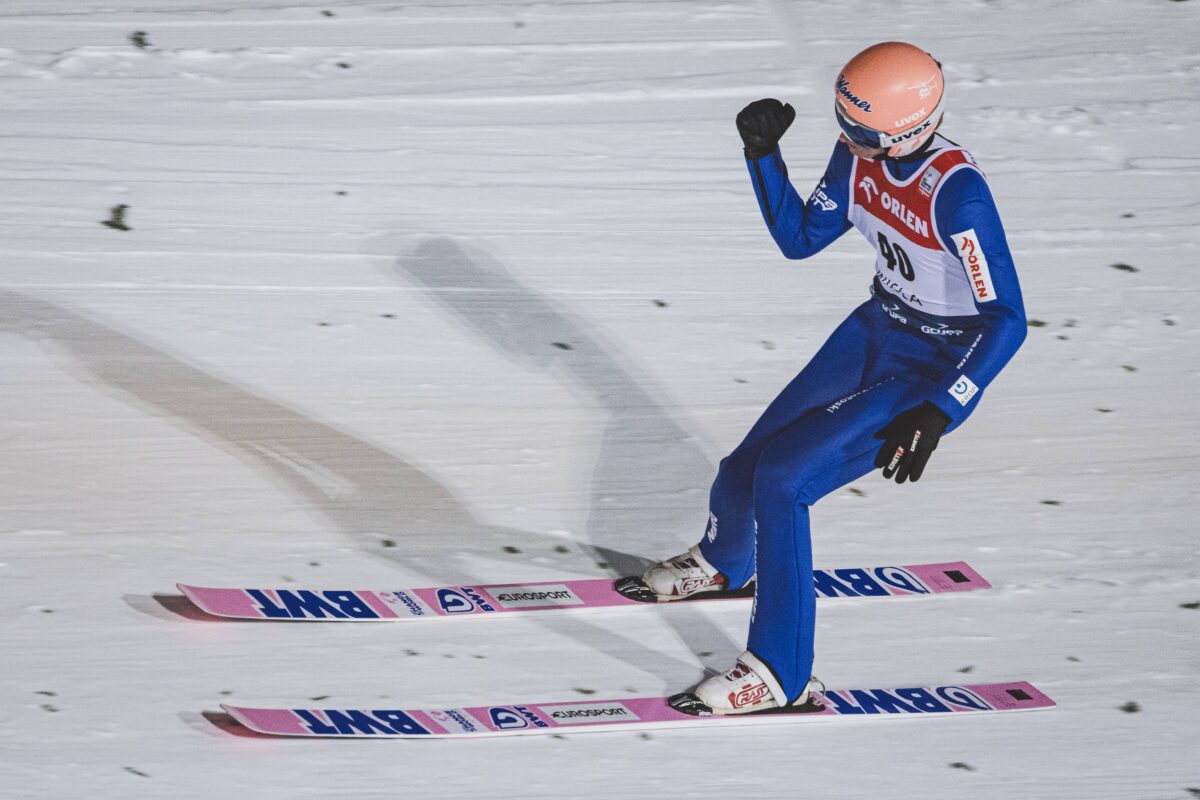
top-left (737, 99), bottom-right (796, 159)
top-left (873, 401), bottom-right (952, 484)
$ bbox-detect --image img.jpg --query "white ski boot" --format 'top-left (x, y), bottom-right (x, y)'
top-left (673, 651), bottom-right (821, 715)
top-left (614, 545), bottom-right (740, 602)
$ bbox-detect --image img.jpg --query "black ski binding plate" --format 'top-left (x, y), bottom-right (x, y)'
top-left (612, 576), bottom-right (757, 603)
top-left (668, 691), bottom-right (826, 717)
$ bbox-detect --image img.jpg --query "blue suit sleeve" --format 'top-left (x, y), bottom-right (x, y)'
top-left (929, 168), bottom-right (1027, 423)
top-left (747, 141), bottom-right (852, 259)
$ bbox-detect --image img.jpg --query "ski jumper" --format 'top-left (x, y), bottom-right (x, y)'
top-left (697, 133), bottom-right (1026, 703)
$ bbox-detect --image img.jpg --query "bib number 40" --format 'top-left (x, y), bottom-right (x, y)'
top-left (877, 232), bottom-right (915, 281)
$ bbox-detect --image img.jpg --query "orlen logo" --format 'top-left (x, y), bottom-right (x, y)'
top-left (953, 228), bottom-right (997, 303)
top-left (488, 706), bottom-right (549, 730)
top-left (858, 175), bottom-right (878, 203)
top-left (435, 587), bottom-right (496, 614)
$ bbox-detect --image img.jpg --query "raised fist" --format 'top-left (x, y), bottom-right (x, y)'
top-left (737, 99), bottom-right (796, 159)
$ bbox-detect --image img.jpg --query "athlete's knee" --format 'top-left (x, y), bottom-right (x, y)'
top-left (714, 448), bottom-right (758, 491)
top-left (751, 445), bottom-right (815, 509)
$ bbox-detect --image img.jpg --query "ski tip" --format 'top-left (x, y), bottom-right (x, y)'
top-left (219, 704), bottom-right (276, 736)
top-left (176, 583), bottom-right (205, 607)
top-left (219, 703), bottom-right (250, 729)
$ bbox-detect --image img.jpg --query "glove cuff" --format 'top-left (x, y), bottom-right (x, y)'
top-left (743, 144), bottom-right (778, 161)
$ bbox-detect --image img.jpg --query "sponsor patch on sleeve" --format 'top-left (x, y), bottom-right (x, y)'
top-left (948, 374), bottom-right (979, 406)
top-left (953, 228), bottom-right (997, 303)
top-left (810, 178), bottom-right (838, 211)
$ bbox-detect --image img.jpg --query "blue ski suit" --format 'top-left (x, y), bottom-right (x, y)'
top-left (696, 134), bottom-right (1026, 702)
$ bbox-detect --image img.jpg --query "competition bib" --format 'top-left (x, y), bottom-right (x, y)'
top-left (847, 146), bottom-right (986, 318)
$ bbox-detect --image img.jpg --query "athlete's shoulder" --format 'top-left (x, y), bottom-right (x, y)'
top-left (927, 135), bottom-right (992, 207)
top-left (928, 132), bottom-right (978, 162)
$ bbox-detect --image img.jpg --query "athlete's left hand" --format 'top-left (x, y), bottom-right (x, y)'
top-left (873, 402), bottom-right (952, 484)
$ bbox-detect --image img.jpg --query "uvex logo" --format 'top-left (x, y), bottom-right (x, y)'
top-left (894, 108), bottom-right (927, 128)
top-left (890, 119), bottom-right (932, 143)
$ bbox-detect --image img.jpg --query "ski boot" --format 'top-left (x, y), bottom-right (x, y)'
top-left (614, 545), bottom-right (753, 603)
top-left (668, 651), bottom-right (824, 716)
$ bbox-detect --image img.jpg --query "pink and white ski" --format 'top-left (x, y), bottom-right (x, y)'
top-left (179, 561), bottom-right (989, 621)
top-left (222, 681), bottom-right (1054, 738)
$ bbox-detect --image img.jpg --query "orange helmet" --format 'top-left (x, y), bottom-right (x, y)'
top-left (834, 42), bottom-right (945, 158)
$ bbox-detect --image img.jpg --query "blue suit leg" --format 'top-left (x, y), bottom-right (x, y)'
top-left (747, 373), bottom-right (928, 701)
top-left (697, 309), bottom-right (873, 587)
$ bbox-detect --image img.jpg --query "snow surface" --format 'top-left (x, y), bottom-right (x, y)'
top-left (1, 0), bottom-right (1198, 797)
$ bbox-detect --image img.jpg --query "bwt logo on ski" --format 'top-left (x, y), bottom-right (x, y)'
top-left (812, 567), bottom-right (931, 598)
top-left (490, 584), bottom-right (584, 610)
top-left (545, 702), bottom-right (640, 726)
top-left (822, 686), bottom-right (993, 716)
top-left (248, 589), bottom-right (381, 620)
top-left (294, 708), bottom-right (431, 736)
top-left (435, 587), bottom-right (496, 614)
top-left (488, 706), bottom-right (549, 730)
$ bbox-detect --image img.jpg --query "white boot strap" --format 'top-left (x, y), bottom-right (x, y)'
top-left (738, 650), bottom-right (789, 707)
top-left (686, 544), bottom-right (720, 579)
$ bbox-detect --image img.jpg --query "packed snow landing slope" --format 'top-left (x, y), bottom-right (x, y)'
top-left (1, 1), bottom-right (1197, 799)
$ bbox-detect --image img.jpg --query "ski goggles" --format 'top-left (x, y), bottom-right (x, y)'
top-left (835, 96), bottom-right (944, 150)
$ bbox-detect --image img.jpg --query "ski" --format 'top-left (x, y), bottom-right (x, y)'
top-left (179, 561), bottom-right (989, 621)
top-left (221, 680), bottom-right (1054, 738)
